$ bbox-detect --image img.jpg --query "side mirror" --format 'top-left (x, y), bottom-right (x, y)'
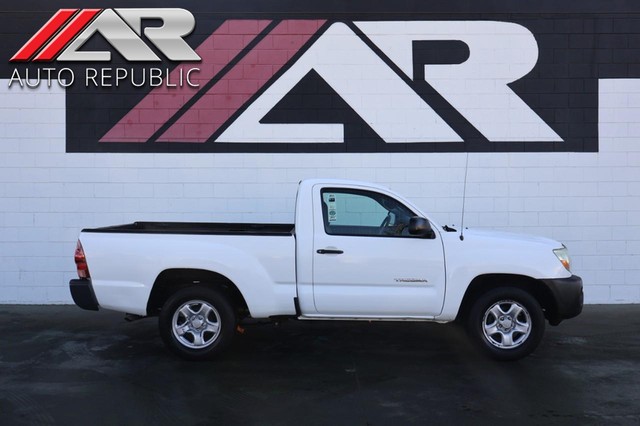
top-left (409, 216), bottom-right (436, 239)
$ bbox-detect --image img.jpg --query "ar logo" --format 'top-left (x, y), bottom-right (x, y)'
top-left (220, 22), bottom-right (561, 144)
top-left (101, 20), bottom-right (563, 145)
top-left (10, 8), bottom-right (200, 62)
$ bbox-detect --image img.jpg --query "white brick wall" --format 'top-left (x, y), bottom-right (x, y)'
top-left (1, 78), bottom-right (639, 304)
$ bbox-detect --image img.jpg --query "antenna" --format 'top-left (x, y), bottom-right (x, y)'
top-left (459, 152), bottom-right (469, 241)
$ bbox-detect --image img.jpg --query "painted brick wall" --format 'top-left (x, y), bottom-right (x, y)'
top-left (0, 78), bottom-right (639, 304)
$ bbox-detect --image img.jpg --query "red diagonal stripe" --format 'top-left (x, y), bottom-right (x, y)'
top-left (33, 9), bottom-right (101, 62)
top-left (157, 20), bottom-right (326, 143)
top-left (100, 19), bottom-right (272, 143)
top-left (10, 9), bottom-right (78, 62)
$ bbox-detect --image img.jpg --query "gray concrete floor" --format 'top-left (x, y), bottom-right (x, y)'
top-left (0, 305), bottom-right (639, 425)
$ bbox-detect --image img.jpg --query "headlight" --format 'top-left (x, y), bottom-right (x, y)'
top-left (553, 245), bottom-right (571, 272)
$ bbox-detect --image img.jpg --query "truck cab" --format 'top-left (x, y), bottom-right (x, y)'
top-left (295, 179), bottom-right (446, 318)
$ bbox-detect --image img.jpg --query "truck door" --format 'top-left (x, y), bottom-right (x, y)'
top-left (311, 185), bottom-right (446, 317)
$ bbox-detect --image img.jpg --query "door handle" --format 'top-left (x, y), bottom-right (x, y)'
top-left (317, 249), bottom-right (344, 255)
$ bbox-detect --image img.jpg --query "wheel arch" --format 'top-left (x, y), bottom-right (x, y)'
top-left (455, 273), bottom-right (557, 324)
top-left (147, 268), bottom-right (250, 318)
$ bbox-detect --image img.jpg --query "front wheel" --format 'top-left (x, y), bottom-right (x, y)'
top-left (159, 286), bottom-right (236, 361)
top-left (466, 287), bottom-right (545, 361)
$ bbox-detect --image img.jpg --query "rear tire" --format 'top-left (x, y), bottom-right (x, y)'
top-left (466, 287), bottom-right (545, 361)
top-left (159, 286), bottom-right (236, 361)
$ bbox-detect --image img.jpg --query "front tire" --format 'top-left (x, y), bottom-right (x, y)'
top-left (467, 287), bottom-right (545, 361)
top-left (159, 286), bottom-right (236, 361)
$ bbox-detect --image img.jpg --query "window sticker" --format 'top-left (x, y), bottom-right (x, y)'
top-left (328, 194), bottom-right (337, 222)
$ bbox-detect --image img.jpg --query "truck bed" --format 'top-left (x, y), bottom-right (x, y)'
top-left (83, 222), bottom-right (294, 236)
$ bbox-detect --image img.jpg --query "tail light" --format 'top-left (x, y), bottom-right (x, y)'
top-left (74, 240), bottom-right (90, 279)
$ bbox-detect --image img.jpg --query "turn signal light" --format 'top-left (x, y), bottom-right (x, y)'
top-left (553, 246), bottom-right (571, 272)
top-left (74, 240), bottom-right (90, 279)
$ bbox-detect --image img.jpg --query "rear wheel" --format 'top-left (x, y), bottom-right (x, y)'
top-left (466, 287), bottom-right (545, 361)
top-left (159, 286), bottom-right (236, 361)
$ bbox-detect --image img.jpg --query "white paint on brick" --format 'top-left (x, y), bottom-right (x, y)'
top-left (0, 79), bottom-right (640, 304)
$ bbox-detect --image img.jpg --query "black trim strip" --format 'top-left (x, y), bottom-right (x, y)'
top-left (83, 221), bottom-right (295, 236)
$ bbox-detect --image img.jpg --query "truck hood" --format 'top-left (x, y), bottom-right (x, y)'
top-left (459, 228), bottom-right (562, 249)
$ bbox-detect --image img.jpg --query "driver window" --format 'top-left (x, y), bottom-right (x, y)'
top-left (321, 188), bottom-right (415, 237)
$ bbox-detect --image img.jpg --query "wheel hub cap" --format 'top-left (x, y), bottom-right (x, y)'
top-left (498, 315), bottom-right (514, 330)
top-left (191, 316), bottom-right (204, 329)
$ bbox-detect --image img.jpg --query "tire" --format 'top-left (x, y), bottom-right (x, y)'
top-left (159, 286), bottom-right (236, 361)
top-left (466, 287), bottom-right (545, 361)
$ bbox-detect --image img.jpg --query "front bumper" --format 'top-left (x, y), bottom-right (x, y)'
top-left (69, 279), bottom-right (99, 311)
top-left (540, 274), bottom-right (583, 325)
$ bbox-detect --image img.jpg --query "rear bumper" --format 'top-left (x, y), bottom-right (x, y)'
top-left (540, 274), bottom-right (583, 325)
top-left (69, 279), bottom-right (99, 311)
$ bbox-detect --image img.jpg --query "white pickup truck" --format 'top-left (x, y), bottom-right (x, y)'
top-left (70, 179), bottom-right (583, 361)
